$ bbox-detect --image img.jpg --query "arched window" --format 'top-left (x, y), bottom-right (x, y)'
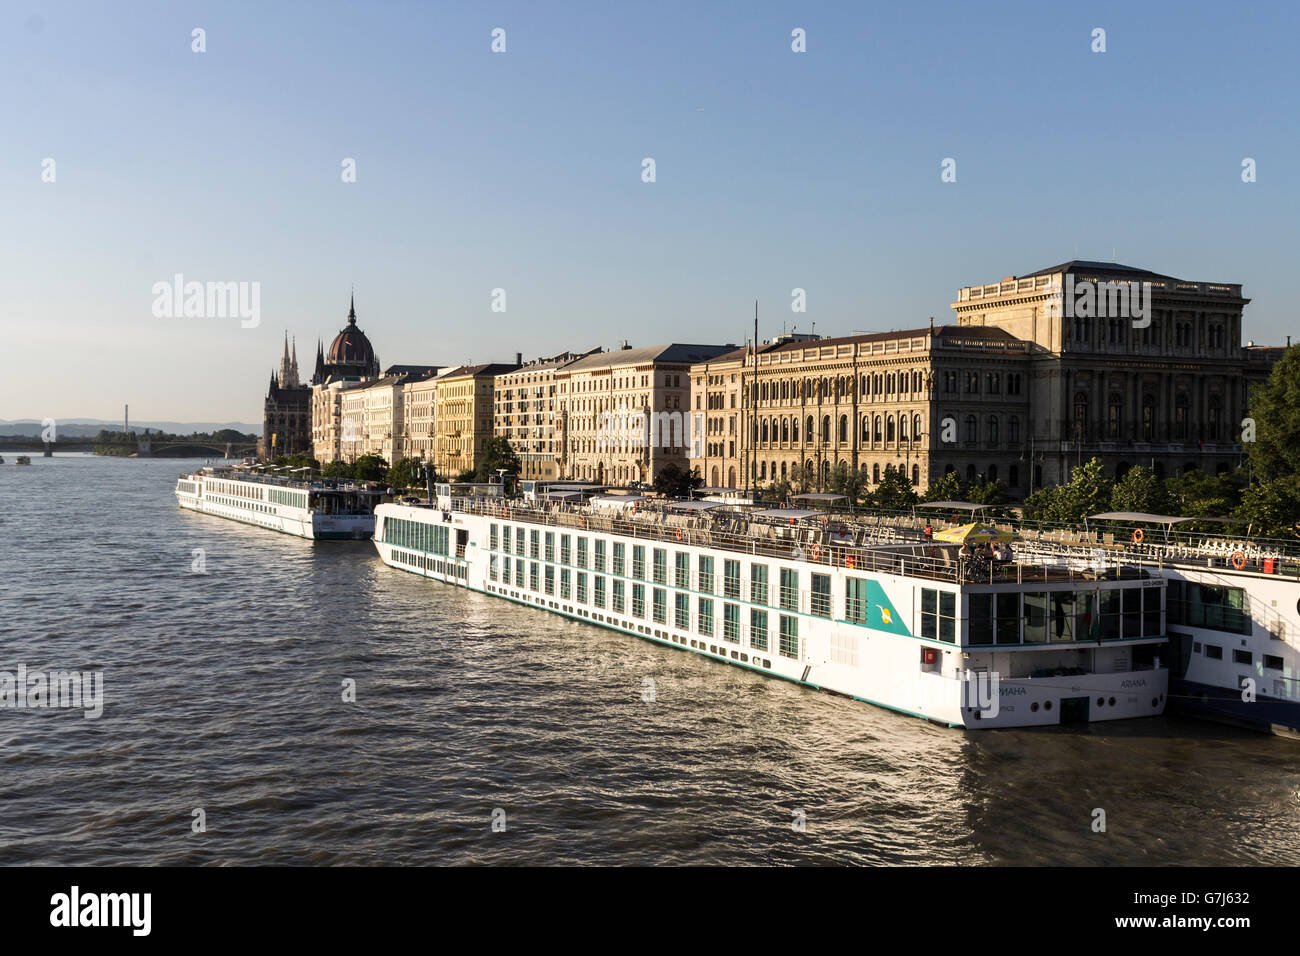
top-left (1208, 395), bottom-right (1221, 439)
top-left (1142, 395), bottom-right (1156, 441)
top-left (965, 415), bottom-right (977, 443)
top-left (873, 416), bottom-right (883, 443)
top-left (1008, 415), bottom-right (1020, 442)
top-left (899, 416), bottom-right (909, 441)
top-left (911, 464), bottom-right (920, 486)
top-left (988, 464), bottom-right (998, 482)
top-left (792, 418), bottom-right (800, 442)
top-left (1175, 393), bottom-right (1189, 439)
top-left (838, 415), bottom-right (847, 443)
top-left (966, 464), bottom-right (977, 483)
top-left (759, 461), bottom-right (767, 480)
top-left (761, 420), bottom-right (769, 443)
top-left (873, 463), bottom-right (880, 483)
top-left (821, 415), bottom-right (830, 442)
top-left (806, 416), bottom-right (814, 441)
top-left (987, 415), bottom-right (998, 444)
top-left (1074, 391), bottom-right (1089, 440)
top-left (781, 418), bottom-right (790, 443)
top-left (861, 416), bottom-right (870, 441)
top-left (886, 416), bottom-right (896, 443)
top-left (913, 413), bottom-right (922, 441)
top-left (1108, 392), bottom-right (1122, 439)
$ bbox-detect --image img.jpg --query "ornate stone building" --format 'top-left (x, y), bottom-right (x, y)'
top-left (556, 343), bottom-right (734, 486)
top-left (434, 363), bottom-right (520, 478)
top-left (310, 296), bottom-right (383, 464)
top-left (689, 261), bottom-right (1280, 496)
top-left (334, 369), bottom-right (438, 464)
top-left (691, 327), bottom-right (1030, 493)
top-left (401, 369), bottom-right (455, 462)
top-left (259, 333), bottom-right (312, 457)
top-left (951, 261), bottom-right (1257, 486)
top-left (494, 350), bottom-right (597, 481)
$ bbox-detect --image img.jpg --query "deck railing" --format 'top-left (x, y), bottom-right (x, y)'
top-left (448, 497), bottom-right (1169, 587)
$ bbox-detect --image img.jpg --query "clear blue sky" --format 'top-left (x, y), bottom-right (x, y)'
top-left (3, 0), bottom-right (1296, 423)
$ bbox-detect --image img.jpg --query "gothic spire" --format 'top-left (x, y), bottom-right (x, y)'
top-left (348, 292), bottom-right (357, 325)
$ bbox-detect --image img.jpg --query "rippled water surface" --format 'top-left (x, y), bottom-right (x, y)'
top-left (2, 455), bottom-right (1299, 865)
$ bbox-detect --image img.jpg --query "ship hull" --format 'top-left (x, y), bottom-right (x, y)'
top-left (372, 501), bottom-right (1169, 730)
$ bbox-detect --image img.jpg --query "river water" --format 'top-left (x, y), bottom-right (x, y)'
top-left (2, 454), bottom-right (1298, 865)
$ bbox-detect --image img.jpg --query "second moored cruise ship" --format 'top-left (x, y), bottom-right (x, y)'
top-left (373, 483), bottom-right (1174, 730)
top-left (175, 466), bottom-right (387, 539)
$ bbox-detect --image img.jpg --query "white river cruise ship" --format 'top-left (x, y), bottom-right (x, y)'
top-left (373, 484), bottom-right (1173, 730)
top-left (175, 466), bottom-right (387, 539)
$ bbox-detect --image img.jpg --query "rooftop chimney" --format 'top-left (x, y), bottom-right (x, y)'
top-left (515, 352), bottom-right (522, 365)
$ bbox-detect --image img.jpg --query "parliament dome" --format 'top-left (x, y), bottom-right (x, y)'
top-left (327, 297), bottom-right (376, 367)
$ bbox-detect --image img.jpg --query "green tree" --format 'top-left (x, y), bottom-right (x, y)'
top-left (921, 470), bottom-right (966, 503)
top-left (1110, 465), bottom-right (1171, 514)
top-left (653, 462), bottom-right (702, 498)
top-left (351, 454), bottom-right (389, 482)
top-left (869, 464), bottom-right (919, 510)
top-left (1236, 474), bottom-right (1300, 538)
top-left (321, 459), bottom-right (351, 479)
top-left (1234, 346), bottom-right (1300, 537)
top-left (966, 478), bottom-right (1009, 507)
top-left (1166, 467), bottom-right (1244, 518)
top-left (1021, 457), bottom-right (1112, 524)
top-left (387, 457), bottom-right (425, 491)
top-left (764, 477), bottom-right (793, 505)
top-left (474, 437), bottom-right (521, 482)
top-left (1246, 345), bottom-right (1300, 479)
top-left (827, 461), bottom-right (866, 503)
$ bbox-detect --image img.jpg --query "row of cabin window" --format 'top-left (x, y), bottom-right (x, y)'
top-left (383, 519), bottom-right (450, 556)
top-left (489, 524), bottom-right (832, 611)
top-left (488, 555), bottom-right (801, 659)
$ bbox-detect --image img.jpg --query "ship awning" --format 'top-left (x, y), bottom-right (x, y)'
top-left (1088, 512), bottom-right (1244, 525)
top-left (542, 490), bottom-right (585, 500)
top-left (916, 501), bottom-right (986, 511)
top-left (752, 508), bottom-right (823, 520)
top-left (590, 494), bottom-right (649, 508)
top-left (789, 493), bottom-right (847, 502)
top-left (664, 500), bottom-right (726, 512)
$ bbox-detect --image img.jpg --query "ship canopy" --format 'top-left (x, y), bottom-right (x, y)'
top-left (1087, 511), bottom-right (1242, 525)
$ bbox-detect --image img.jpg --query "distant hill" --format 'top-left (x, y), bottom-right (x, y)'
top-left (0, 419), bottom-right (261, 437)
